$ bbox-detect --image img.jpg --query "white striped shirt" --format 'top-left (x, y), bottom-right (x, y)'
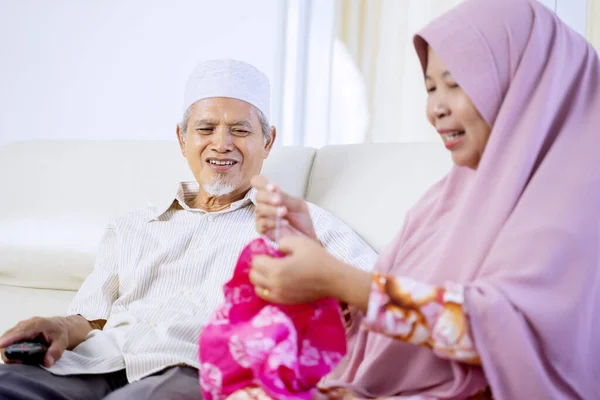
top-left (46, 181), bottom-right (377, 382)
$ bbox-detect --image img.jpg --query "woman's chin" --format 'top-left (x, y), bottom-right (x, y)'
top-left (451, 152), bottom-right (478, 170)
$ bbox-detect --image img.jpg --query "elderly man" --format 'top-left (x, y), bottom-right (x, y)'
top-left (0, 59), bottom-right (376, 399)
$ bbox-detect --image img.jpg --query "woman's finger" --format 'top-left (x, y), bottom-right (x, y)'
top-left (277, 236), bottom-right (308, 254)
top-left (249, 265), bottom-right (271, 289)
top-left (256, 217), bottom-right (288, 235)
top-left (254, 285), bottom-right (272, 300)
top-left (255, 219), bottom-right (268, 235)
top-left (251, 255), bottom-right (288, 277)
top-left (278, 190), bottom-right (308, 214)
top-left (255, 190), bottom-right (283, 207)
top-left (255, 203), bottom-right (287, 218)
top-left (251, 175), bottom-right (278, 193)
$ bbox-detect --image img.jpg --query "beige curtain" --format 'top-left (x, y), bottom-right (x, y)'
top-left (589, 0), bottom-right (600, 51)
top-left (335, 0), bottom-right (462, 143)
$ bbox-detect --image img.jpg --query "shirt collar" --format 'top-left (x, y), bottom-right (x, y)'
top-left (147, 181), bottom-right (257, 222)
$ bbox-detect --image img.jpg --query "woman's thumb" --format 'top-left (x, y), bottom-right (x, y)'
top-left (278, 236), bottom-right (317, 255)
top-left (278, 236), bottom-right (301, 254)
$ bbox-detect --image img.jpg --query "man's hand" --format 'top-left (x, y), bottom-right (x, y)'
top-left (251, 175), bottom-right (318, 241)
top-left (0, 317), bottom-right (69, 367)
top-left (0, 315), bottom-right (98, 367)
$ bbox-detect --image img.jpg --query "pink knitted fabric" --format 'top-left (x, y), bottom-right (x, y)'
top-left (199, 238), bottom-right (347, 400)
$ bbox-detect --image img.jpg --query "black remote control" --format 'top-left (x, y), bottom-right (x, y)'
top-left (4, 339), bottom-right (48, 365)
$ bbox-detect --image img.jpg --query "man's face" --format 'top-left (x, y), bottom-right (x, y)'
top-left (177, 97), bottom-right (275, 196)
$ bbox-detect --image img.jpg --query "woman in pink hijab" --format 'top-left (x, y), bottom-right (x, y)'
top-left (248, 0), bottom-right (600, 398)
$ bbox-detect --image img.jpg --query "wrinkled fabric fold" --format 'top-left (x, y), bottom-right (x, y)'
top-left (199, 238), bottom-right (347, 399)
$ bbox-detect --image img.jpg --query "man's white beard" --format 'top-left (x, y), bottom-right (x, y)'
top-left (202, 175), bottom-right (236, 197)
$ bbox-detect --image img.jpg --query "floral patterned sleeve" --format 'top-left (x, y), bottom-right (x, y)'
top-left (363, 273), bottom-right (481, 365)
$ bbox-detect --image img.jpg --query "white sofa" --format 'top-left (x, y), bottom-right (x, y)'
top-left (0, 140), bottom-right (452, 338)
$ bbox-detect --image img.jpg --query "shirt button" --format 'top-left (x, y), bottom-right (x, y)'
top-left (207, 216), bottom-right (214, 222)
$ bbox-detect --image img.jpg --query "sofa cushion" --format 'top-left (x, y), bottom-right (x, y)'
top-left (0, 285), bottom-right (75, 337)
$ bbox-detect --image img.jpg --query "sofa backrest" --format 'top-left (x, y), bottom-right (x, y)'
top-left (306, 143), bottom-right (452, 252)
top-left (0, 140), bottom-right (315, 290)
top-left (0, 140), bottom-right (451, 291)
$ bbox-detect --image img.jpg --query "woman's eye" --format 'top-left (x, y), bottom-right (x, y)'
top-left (426, 87), bottom-right (436, 93)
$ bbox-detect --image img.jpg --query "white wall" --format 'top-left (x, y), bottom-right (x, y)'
top-left (556, 0), bottom-right (588, 37)
top-left (1, 0), bottom-right (590, 148)
top-left (539, 0), bottom-right (588, 37)
top-left (0, 0), bottom-right (285, 146)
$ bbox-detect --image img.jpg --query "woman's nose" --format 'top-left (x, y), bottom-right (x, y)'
top-left (433, 103), bottom-right (450, 119)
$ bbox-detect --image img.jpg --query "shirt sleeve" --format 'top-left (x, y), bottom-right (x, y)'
top-left (67, 223), bottom-right (120, 321)
top-left (308, 203), bottom-right (378, 272)
top-left (308, 203), bottom-right (377, 331)
top-left (363, 273), bottom-right (481, 365)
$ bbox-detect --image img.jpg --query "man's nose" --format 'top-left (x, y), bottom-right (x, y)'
top-left (211, 129), bottom-right (233, 152)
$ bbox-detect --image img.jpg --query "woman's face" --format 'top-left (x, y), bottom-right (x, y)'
top-left (425, 46), bottom-right (492, 170)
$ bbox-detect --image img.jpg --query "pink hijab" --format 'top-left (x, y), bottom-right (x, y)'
top-left (323, 0), bottom-right (600, 398)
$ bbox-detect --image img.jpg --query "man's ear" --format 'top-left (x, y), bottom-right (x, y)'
top-left (263, 126), bottom-right (277, 159)
top-left (176, 124), bottom-right (187, 157)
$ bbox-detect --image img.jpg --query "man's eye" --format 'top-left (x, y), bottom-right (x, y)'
top-left (196, 128), bottom-right (213, 133)
top-left (426, 87), bottom-right (436, 93)
top-left (448, 83), bottom-right (460, 89)
top-left (233, 130), bottom-right (250, 135)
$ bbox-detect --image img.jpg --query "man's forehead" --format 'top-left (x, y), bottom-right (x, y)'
top-left (190, 97), bottom-right (260, 122)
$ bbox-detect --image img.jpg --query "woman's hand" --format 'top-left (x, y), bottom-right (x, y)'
top-left (251, 175), bottom-right (318, 241)
top-left (250, 236), bottom-right (343, 304)
top-left (250, 236), bottom-right (373, 311)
